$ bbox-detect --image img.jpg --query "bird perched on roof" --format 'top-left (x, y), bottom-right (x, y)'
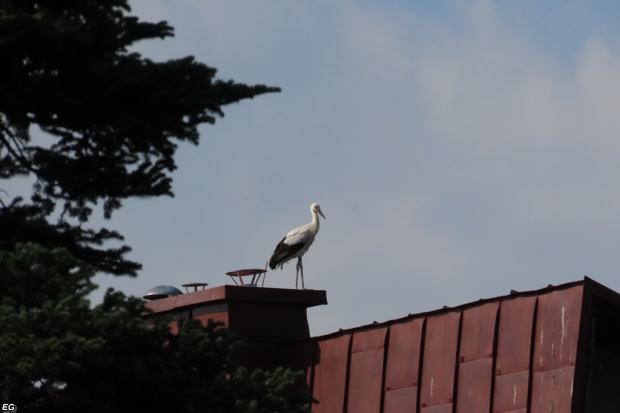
top-left (269, 203), bottom-right (326, 289)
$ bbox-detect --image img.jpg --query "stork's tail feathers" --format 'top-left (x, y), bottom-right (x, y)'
top-left (268, 254), bottom-right (280, 270)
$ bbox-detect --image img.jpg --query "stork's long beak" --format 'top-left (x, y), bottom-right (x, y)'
top-left (319, 209), bottom-right (326, 219)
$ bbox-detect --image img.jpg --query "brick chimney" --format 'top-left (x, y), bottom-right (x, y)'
top-left (143, 285), bottom-right (327, 369)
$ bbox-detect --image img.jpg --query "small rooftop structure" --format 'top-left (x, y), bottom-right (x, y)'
top-left (143, 285), bottom-right (327, 367)
top-left (181, 282), bottom-right (209, 293)
top-left (143, 277), bottom-right (620, 412)
top-left (142, 285), bottom-right (183, 301)
top-left (226, 269), bottom-right (266, 286)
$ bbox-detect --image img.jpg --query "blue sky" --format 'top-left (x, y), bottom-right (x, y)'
top-left (14, 0), bottom-right (620, 336)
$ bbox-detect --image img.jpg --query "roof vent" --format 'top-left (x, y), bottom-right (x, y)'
top-left (226, 269), bottom-right (267, 287)
top-left (182, 282), bottom-right (209, 293)
top-left (143, 285), bottom-right (183, 300)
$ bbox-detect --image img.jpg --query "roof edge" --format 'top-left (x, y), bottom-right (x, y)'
top-left (312, 278), bottom-right (588, 340)
top-left (144, 285), bottom-right (328, 315)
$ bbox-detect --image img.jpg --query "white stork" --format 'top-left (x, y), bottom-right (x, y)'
top-left (269, 203), bottom-right (326, 289)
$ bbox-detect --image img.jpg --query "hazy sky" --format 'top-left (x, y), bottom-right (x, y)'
top-left (18, 0), bottom-right (620, 336)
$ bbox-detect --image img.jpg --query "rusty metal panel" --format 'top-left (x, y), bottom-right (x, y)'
top-left (495, 295), bottom-right (537, 375)
top-left (347, 327), bottom-right (388, 413)
top-left (385, 318), bottom-right (424, 390)
top-left (493, 371), bottom-right (529, 412)
top-left (420, 311), bottom-right (462, 409)
top-left (533, 286), bottom-right (583, 372)
top-left (530, 366), bottom-right (575, 413)
top-left (312, 334), bottom-right (351, 413)
top-left (421, 403), bottom-right (454, 413)
top-left (348, 349), bottom-right (385, 413)
top-left (459, 302), bottom-right (499, 361)
top-left (384, 386), bottom-right (417, 413)
top-left (456, 358), bottom-right (493, 413)
top-left (351, 326), bottom-right (387, 352)
top-left (455, 303), bottom-right (497, 413)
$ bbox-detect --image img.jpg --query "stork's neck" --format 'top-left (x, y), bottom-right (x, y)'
top-left (309, 210), bottom-right (320, 234)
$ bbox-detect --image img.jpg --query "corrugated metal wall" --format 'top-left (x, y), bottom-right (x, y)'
top-left (307, 284), bottom-right (583, 413)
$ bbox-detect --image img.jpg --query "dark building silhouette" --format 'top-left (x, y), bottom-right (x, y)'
top-left (143, 277), bottom-right (620, 412)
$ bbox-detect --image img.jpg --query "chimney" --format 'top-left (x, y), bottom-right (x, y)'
top-left (143, 284), bottom-right (327, 369)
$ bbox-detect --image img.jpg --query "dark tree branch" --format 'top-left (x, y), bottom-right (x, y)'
top-left (0, 0), bottom-right (280, 276)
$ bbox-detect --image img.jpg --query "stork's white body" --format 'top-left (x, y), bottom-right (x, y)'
top-left (269, 203), bottom-right (325, 289)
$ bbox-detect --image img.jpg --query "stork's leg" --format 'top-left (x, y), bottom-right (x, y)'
top-left (295, 258), bottom-right (302, 289)
top-left (299, 256), bottom-right (305, 289)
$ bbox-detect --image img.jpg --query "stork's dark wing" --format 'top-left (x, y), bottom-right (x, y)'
top-left (269, 237), bottom-right (305, 269)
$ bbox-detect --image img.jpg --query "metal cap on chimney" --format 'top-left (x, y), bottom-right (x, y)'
top-left (143, 285), bottom-right (183, 301)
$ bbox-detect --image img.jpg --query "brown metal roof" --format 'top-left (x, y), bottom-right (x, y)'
top-left (348, 327), bottom-right (388, 413)
top-left (384, 318), bottom-right (424, 413)
top-left (493, 295), bottom-right (536, 412)
top-left (300, 277), bottom-right (620, 413)
top-left (420, 310), bottom-right (460, 410)
top-left (143, 277), bottom-right (620, 412)
top-left (312, 334), bottom-right (351, 413)
top-left (456, 302), bottom-right (498, 413)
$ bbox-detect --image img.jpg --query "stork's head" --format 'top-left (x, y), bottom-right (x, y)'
top-left (311, 203), bottom-right (326, 219)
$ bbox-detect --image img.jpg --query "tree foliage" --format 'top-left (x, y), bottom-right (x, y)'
top-left (0, 3), bottom-right (315, 411)
top-left (0, 243), bottom-right (315, 412)
top-left (0, 0), bottom-right (280, 275)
